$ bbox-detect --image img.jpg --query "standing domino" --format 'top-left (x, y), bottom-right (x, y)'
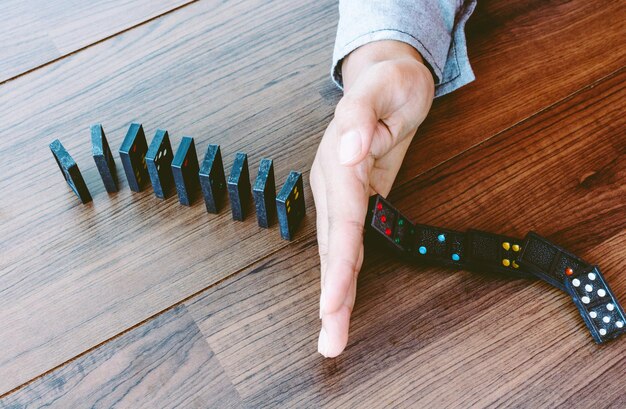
top-left (91, 124), bottom-right (118, 193)
top-left (146, 129), bottom-right (175, 199)
top-left (50, 139), bottom-right (92, 204)
top-left (253, 158), bottom-right (276, 228)
top-left (228, 152), bottom-right (251, 221)
top-left (171, 136), bottom-right (200, 206)
top-left (276, 171), bottom-right (305, 240)
top-left (199, 144), bottom-right (226, 213)
top-left (119, 123), bottom-right (149, 192)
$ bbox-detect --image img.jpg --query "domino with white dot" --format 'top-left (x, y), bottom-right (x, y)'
top-left (565, 266), bottom-right (626, 343)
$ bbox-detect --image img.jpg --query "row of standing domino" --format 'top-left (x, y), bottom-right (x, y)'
top-left (366, 194), bottom-right (626, 344)
top-left (49, 123), bottom-right (306, 240)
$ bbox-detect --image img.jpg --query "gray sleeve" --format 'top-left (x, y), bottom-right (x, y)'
top-left (332, 0), bottom-right (477, 97)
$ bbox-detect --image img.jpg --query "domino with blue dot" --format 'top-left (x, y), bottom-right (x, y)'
top-left (412, 224), bottom-right (466, 269)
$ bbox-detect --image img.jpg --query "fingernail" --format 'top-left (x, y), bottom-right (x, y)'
top-left (317, 328), bottom-right (329, 357)
top-left (339, 130), bottom-right (362, 164)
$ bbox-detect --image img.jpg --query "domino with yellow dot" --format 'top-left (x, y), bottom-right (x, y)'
top-left (276, 171), bottom-right (305, 240)
top-left (465, 229), bottom-right (534, 278)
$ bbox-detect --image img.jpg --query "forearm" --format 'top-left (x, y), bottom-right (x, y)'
top-left (333, 0), bottom-right (477, 97)
top-left (341, 40), bottom-right (425, 91)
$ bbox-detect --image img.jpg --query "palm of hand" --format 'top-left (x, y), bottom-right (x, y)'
top-left (311, 54), bottom-right (434, 358)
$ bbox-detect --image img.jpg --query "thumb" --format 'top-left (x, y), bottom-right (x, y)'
top-left (333, 96), bottom-right (378, 166)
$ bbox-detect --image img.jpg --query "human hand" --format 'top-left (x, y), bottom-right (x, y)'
top-left (311, 40), bottom-right (435, 357)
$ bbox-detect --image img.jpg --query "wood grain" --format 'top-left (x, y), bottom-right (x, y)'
top-left (0, 0), bottom-right (329, 393)
top-left (397, 0), bottom-right (626, 181)
top-left (0, 305), bottom-right (242, 409)
top-left (0, 0), bottom-right (624, 401)
top-left (185, 69), bottom-right (626, 408)
top-left (0, 0), bottom-right (60, 82)
top-left (0, 0), bottom-right (193, 83)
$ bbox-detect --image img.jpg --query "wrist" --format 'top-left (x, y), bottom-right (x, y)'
top-left (341, 40), bottom-right (427, 90)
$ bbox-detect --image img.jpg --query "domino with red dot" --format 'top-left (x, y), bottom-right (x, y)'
top-left (516, 232), bottom-right (590, 291)
top-left (566, 266), bottom-right (626, 343)
top-left (366, 195), bottom-right (466, 268)
top-left (119, 123), bottom-right (149, 192)
top-left (366, 194), bottom-right (415, 254)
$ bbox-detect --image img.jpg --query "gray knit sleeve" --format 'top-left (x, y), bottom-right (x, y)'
top-left (332, 0), bottom-right (477, 97)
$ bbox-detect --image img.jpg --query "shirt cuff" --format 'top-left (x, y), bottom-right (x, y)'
top-left (332, 0), bottom-right (477, 98)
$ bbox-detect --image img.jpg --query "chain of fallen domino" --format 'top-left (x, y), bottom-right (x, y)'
top-left (49, 123), bottom-right (306, 241)
top-left (366, 195), bottom-right (626, 344)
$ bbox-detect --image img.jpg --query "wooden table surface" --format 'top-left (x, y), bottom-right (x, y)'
top-left (1, 0), bottom-right (624, 407)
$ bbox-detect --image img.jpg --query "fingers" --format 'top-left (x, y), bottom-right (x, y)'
top-left (312, 116), bottom-right (370, 358)
top-left (310, 155), bottom-right (328, 318)
top-left (317, 146), bottom-right (369, 358)
top-left (318, 245), bottom-right (362, 358)
top-left (320, 161), bottom-right (368, 315)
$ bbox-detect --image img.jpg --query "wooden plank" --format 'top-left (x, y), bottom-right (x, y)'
top-left (0, 0), bottom-right (60, 82)
top-left (0, 0), bottom-right (623, 395)
top-left (0, 0), bottom-right (329, 393)
top-left (0, 0), bottom-right (193, 83)
top-left (396, 0), bottom-right (626, 181)
top-left (31, 0), bottom-right (195, 55)
top-left (185, 70), bottom-right (625, 407)
top-left (0, 305), bottom-right (242, 408)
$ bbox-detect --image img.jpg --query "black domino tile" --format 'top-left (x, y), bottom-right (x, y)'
top-left (227, 152), bottom-right (251, 221)
top-left (199, 144), bottom-right (226, 214)
top-left (517, 232), bottom-right (590, 291)
top-left (146, 129), bottom-right (174, 199)
top-left (276, 171), bottom-right (305, 240)
top-left (466, 229), bottom-right (534, 278)
top-left (252, 158), bottom-right (276, 228)
top-left (171, 136), bottom-right (200, 206)
top-left (565, 266), bottom-right (626, 343)
top-left (119, 123), bottom-right (149, 192)
top-left (412, 225), bottom-right (466, 269)
top-left (366, 194), bottom-right (415, 254)
top-left (90, 124), bottom-right (118, 193)
top-left (50, 139), bottom-right (92, 204)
